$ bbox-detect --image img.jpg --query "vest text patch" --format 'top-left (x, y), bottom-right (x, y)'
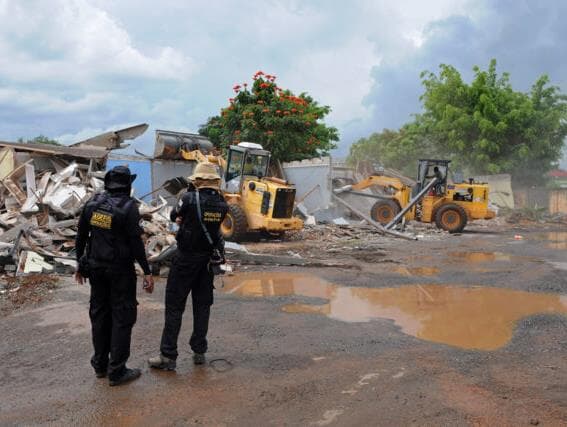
top-left (90, 211), bottom-right (113, 229)
top-left (203, 211), bottom-right (222, 222)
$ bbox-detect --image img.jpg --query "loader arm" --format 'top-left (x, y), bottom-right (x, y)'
top-left (351, 175), bottom-right (406, 192)
top-left (180, 148), bottom-right (227, 171)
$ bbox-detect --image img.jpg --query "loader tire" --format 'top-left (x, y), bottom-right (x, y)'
top-left (221, 204), bottom-right (248, 241)
top-left (370, 200), bottom-right (400, 225)
top-left (435, 203), bottom-right (468, 233)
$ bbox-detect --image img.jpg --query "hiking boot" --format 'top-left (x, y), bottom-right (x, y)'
top-left (109, 368), bottom-right (141, 386)
top-left (148, 354), bottom-right (176, 371)
top-left (95, 370), bottom-right (107, 378)
top-left (193, 353), bottom-right (206, 365)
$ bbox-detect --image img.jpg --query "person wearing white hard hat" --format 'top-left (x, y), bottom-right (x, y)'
top-left (149, 162), bottom-right (228, 370)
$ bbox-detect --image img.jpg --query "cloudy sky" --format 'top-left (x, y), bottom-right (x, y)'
top-left (0, 0), bottom-right (566, 163)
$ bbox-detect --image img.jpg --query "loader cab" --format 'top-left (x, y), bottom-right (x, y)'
top-left (224, 142), bottom-right (270, 193)
top-left (415, 159), bottom-right (450, 196)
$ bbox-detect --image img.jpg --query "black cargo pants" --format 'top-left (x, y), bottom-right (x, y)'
top-left (88, 265), bottom-right (137, 380)
top-left (160, 252), bottom-right (214, 359)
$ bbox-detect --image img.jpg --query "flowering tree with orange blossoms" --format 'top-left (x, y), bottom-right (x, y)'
top-left (199, 71), bottom-right (339, 162)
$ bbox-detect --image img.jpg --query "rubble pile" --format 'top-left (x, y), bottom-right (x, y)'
top-left (290, 221), bottom-right (450, 245)
top-left (139, 197), bottom-right (177, 265)
top-left (0, 154), bottom-right (106, 275)
top-left (0, 147), bottom-right (176, 275)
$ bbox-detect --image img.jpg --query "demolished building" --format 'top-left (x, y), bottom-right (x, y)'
top-left (0, 125), bottom-right (151, 275)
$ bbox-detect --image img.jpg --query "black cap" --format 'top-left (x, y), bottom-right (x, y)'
top-left (104, 165), bottom-right (137, 190)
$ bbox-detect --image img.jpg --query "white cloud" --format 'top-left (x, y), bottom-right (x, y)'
top-left (283, 37), bottom-right (380, 125)
top-left (0, 0), bottom-right (480, 148)
top-left (0, 0), bottom-right (195, 84)
top-left (0, 87), bottom-right (113, 114)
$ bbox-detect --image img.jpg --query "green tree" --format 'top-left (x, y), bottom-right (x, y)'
top-left (18, 135), bottom-right (61, 146)
top-left (199, 71), bottom-right (339, 162)
top-left (348, 122), bottom-right (440, 178)
top-left (348, 60), bottom-right (567, 186)
top-left (417, 59), bottom-right (567, 185)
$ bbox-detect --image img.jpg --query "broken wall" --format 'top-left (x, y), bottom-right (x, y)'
top-left (473, 174), bottom-right (514, 209)
top-left (330, 160), bottom-right (378, 220)
top-left (151, 159), bottom-right (196, 203)
top-left (282, 157), bottom-right (332, 214)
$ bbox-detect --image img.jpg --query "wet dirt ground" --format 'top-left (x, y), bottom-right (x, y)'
top-left (1, 224), bottom-right (566, 426)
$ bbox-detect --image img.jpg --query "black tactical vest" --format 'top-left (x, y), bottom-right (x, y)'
top-left (176, 189), bottom-right (228, 254)
top-left (86, 193), bottom-right (135, 264)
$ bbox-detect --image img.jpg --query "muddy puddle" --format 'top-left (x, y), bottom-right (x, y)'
top-left (449, 251), bottom-right (514, 262)
top-left (530, 231), bottom-right (567, 250)
top-left (221, 272), bottom-right (567, 350)
top-left (388, 266), bottom-right (439, 276)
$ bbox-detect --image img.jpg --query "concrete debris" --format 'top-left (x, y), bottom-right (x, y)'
top-left (0, 133), bottom-right (165, 277)
top-left (19, 251), bottom-right (54, 274)
top-left (304, 216), bottom-right (317, 226)
top-left (332, 217), bottom-right (349, 225)
top-left (225, 241), bottom-right (249, 253)
top-left (0, 152), bottom-right (102, 275)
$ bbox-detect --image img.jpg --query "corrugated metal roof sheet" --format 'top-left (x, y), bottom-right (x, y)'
top-left (0, 140), bottom-right (109, 159)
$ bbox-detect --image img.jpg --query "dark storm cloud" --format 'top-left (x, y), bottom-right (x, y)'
top-left (359, 0), bottom-right (567, 143)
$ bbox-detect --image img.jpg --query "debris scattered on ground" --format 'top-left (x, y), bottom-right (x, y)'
top-left (503, 207), bottom-right (567, 225)
top-left (0, 274), bottom-right (59, 316)
top-left (332, 217), bottom-right (349, 225)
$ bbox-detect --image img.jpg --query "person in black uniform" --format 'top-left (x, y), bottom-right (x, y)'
top-left (75, 165), bottom-right (154, 386)
top-left (149, 162), bottom-right (228, 370)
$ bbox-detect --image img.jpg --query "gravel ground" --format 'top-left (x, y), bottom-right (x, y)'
top-left (0, 222), bottom-right (566, 426)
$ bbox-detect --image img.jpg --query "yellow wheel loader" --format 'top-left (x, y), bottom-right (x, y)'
top-left (181, 142), bottom-right (303, 241)
top-left (342, 159), bottom-right (495, 233)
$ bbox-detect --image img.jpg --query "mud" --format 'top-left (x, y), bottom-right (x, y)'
top-left (0, 274), bottom-right (59, 316)
top-left (222, 272), bottom-right (567, 350)
top-left (388, 265), bottom-right (440, 276)
top-left (1, 224), bottom-right (567, 426)
top-left (449, 251), bottom-right (515, 262)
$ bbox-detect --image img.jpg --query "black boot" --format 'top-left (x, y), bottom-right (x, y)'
top-left (148, 354), bottom-right (176, 371)
top-left (193, 353), bottom-right (206, 365)
top-left (109, 368), bottom-right (141, 386)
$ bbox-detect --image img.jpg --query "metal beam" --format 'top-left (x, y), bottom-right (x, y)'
top-left (108, 153), bottom-right (151, 162)
top-left (333, 186), bottom-right (395, 200)
top-left (331, 194), bottom-right (416, 240)
top-left (385, 178), bottom-right (437, 229)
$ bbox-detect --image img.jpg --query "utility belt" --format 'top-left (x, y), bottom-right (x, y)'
top-left (77, 255), bottom-right (134, 279)
top-left (88, 258), bottom-right (136, 272)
